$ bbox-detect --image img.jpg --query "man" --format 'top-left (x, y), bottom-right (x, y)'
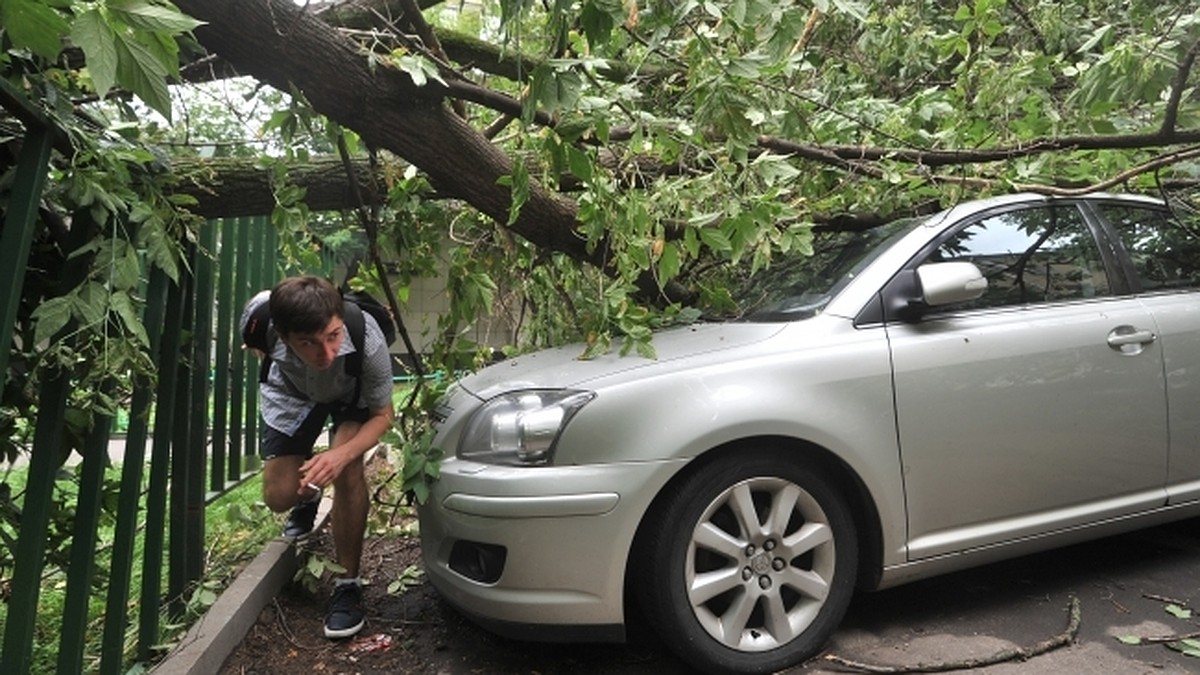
top-left (241, 275), bottom-right (395, 639)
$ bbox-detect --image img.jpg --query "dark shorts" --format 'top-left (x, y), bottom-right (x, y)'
top-left (260, 403), bottom-right (371, 460)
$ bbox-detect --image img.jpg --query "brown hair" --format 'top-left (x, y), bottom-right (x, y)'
top-left (269, 275), bottom-right (343, 337)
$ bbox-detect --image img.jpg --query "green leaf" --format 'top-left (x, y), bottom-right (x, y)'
top-left (113, 239), bottom-right (142, 290)
top-left (108, 0), bottom-right (203, 33)
top-left (1167, 639), bottom-right (1200, 657)
top-left (501, 161), bottom-right (530, 226)
top-left (1115, 635), bottom-right (1142, 645)
top-left (1166, 604), bottom-right (1193, 619)
top-left (140, 223), bottom-right (180, 282)
top-left (565, 145), bottom-right (594, 183)
top-left (32, 296), bottom-right (73, 345)
top-left (1, 0), bottom-right (70, 59)
top-left (657, 240), bottom-right (681, 282)
top-left (698, 227), bottom-right (733, 253)
top-left (113, 30), bottom-right (172, 119)
top-left (71, 9), bottom-right (119, 97)
top-left (111, 291), bottom-right (150, 347)
top-left (74, 282), bottom-right (109, 328)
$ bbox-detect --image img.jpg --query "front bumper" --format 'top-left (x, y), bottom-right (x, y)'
top-left (418, 455), bottom-right (685, 640)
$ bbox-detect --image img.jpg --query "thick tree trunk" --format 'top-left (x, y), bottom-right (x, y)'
top-left (172, 0), bottom-right (604, 268)
top-left (172, 155), bottom-right (384, 219)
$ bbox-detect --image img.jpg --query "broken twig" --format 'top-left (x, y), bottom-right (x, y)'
top-left (823, 596), bottom-right (1081, 673)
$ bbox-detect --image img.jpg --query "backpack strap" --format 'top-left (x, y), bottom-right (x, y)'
top-left (242, 300), bottom-right (276, 384)
top-left (341, 300), bottom-right (367, 404)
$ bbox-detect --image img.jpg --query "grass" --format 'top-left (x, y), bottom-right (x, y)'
top-left (0, 461), bottom-right (281, 674)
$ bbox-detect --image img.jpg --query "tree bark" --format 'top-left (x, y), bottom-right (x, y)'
top-left (170, 155), bottom-right (384, 219)
top-left (172, 0), bottom-right (605, 269)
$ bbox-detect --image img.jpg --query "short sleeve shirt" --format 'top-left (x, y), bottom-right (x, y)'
top-left (240, 291), bottom-right (393, 436)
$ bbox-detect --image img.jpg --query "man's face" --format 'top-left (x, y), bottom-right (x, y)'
top-left (282, 317), bottom-right (346, 370)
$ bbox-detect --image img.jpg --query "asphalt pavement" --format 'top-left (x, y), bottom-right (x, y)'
top-left (793, 517), bottom-right (1200, 674)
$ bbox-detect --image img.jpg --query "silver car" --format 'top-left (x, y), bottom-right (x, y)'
top-left (419, 192), bottom-right (1200, 674)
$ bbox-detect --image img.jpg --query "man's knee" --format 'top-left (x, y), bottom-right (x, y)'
top-left (262, 456), bottom-right (304, 512)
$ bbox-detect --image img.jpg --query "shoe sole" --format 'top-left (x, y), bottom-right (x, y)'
top-left (324, 619), bottom-right (365, 639)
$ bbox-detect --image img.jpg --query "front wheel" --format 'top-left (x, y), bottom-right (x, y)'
top-left (636, 450), bottom-right (858, 674)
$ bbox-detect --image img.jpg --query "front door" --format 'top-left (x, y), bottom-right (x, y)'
top-left (885, 203), bottom-right (1168, 560)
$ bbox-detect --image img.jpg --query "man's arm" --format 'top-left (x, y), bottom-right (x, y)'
top-left (297, 402), bottom-right (394, 490)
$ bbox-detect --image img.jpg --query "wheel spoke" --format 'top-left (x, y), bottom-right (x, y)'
top-left (718, 586), bottom-right (758, 643)
top-left (694, 520), bottom-right (746, 558)
top-left (763, 483), bottom-right (801, 536)
top-left (689, 566), bottom-right (743, 605)
top-left (728, 482), bottom-right (763, 539)
top-left (782, 521), bottom-right (832, 557)
top-left (762, 588), bottom-right (796, 643)
top-left (780, 566), bottom-right (831, 601)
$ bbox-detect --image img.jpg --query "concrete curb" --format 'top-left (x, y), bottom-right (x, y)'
top-left (150, 499), bottom-right (332, 675)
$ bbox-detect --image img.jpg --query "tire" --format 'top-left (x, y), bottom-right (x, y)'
top-left (636, 450), bottom-right (858, 674)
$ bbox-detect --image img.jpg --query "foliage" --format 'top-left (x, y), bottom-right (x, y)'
top-left (386, 564), bottom-right (423, 596)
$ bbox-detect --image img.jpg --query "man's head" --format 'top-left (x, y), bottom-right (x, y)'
top-left (270, 276), bottom-right (345, 370)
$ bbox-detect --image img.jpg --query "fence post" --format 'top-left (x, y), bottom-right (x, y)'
top-left (0, 124), bottom-right (53, 386)
top-left (99, 266), bottom-right (169, 674)
top-left (212, 219), bottom-right (236, 489)
top-left (56, 383), bottom-right (115, 673)
top-left (0, 214), bottom-right (96, 673)
top-left (138, 268), bottom-right (187, 660)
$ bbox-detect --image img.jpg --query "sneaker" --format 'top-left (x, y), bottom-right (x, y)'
top-left (283, 496), bottom-right (319, 538)
top-left (324, 581), bottom-right (365, 638)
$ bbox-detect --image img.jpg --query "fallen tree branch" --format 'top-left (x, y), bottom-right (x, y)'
top-left (823, 596), bottom-right (1081, 674)
top-left (1122, 630), bottom-right (1200, 646)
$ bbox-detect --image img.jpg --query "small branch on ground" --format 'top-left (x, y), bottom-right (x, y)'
top-left (823, 596), bottom-right (1081, 673)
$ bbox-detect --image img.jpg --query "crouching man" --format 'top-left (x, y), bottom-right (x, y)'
top-left (240, 275), bottom-right (394, 638)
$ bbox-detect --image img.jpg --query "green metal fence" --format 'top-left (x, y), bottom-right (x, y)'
top-left (1, 83), bottom-right (286, 673)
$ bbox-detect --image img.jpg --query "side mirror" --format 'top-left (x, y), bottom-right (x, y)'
top-left (917, 262), bottom-right (987, 306)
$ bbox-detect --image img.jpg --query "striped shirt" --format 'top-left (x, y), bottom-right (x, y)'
top-left (240, 291), bottom-right (393, 436)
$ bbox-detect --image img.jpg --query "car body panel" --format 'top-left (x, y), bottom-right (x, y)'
top-left (888, 297), bottom-right (1169, 559)
top-left (1136, 292), bottom-right (1200, 503)
top-left (458, 322), bottom-right (787, 400)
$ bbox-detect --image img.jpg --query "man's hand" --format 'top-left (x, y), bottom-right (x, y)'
top-left (298, 448), bottom-right (353, 495)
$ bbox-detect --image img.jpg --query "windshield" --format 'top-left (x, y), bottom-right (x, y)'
top-left (735, 217), bottom-right (923, 322)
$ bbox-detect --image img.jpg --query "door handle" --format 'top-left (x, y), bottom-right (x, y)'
top-left (1107, 326), bottom-right (1157, 353)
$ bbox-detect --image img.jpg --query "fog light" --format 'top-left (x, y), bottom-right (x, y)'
top-left (448, 540), bottom-right (507, 584)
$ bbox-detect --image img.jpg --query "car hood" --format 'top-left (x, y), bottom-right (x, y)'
top-left (457, 322), bottom-right (787, 400)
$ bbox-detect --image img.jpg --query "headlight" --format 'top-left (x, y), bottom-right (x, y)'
top-left (459, 389), bottom-right (595, 466)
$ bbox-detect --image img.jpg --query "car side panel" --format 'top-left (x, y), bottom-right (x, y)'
top-left (888, 298), bottom-right (1169, 560)
top-left (1136, 292), bottom-right (1200, 503)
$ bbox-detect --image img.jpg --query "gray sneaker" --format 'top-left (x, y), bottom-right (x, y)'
top-left (324, 582), bottom-right (365, 638)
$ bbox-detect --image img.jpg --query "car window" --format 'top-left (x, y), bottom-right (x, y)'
top-left (923, 205), bottom-right (1109, 310)
top-left (1094, 204), bottom-right (1200, 292)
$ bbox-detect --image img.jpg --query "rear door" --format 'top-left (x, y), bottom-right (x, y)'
top-left (884, 201), bottom-right (1169, 560)
top-left (1089, 201), bottom-right (1200, 505)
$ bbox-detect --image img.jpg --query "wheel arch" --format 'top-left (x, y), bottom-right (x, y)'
top-left (623, 434), bottom-right (885, 626)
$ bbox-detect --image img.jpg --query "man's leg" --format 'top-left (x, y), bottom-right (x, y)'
top-left (323, 420), bottom-right (370, 638)
top-left (261, 454), bottom-right (306, 513)
top-left (329, 421), bottom-right (369, 578)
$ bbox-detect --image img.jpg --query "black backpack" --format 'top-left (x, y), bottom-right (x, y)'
top-left (242, 290), bottom-right (397, 402)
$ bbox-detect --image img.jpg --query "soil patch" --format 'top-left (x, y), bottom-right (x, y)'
top-left (217, 523), bottom-right (694, 675)
top-left (218, 453), bottom-right (695, 675)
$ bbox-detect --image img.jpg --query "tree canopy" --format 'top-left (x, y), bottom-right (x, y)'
top-left (3, 0), bottom-right (1200, 401)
